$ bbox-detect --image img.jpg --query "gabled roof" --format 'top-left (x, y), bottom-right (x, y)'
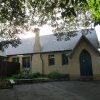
top-left (70, 35), bottom-right (100, 58)
top-left (0, 50), bottom-right (6, 57)
top-left (6, 28), bottom-right (99, 55)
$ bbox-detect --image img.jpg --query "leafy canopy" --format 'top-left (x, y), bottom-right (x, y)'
top-left (0, 0), bottom-right (100, 50)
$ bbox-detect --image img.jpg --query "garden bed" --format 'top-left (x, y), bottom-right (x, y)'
top-left (0, 72), bottom-right (69, 85)
top-left (13, 72), bottom-right (70, 84)
top-left (14, 78), bottom-right (69, 85)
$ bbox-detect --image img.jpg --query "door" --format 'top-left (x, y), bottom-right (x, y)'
top-left (79, 49), bottom-right (93, 76)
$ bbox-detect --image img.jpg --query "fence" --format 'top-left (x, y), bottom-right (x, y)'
top-left (0, 61), bottom-right (20, 77)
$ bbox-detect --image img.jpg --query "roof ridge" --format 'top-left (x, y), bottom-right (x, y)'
top-left (6, 28), bottom-right (98, 55)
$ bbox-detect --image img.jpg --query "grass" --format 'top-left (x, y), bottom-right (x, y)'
top-left (0, 76), bottom-right (16, 81)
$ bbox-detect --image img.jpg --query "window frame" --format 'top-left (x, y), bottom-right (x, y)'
top-left (62, 53), bottom-right (68, 65)
top-left (48, 54), bottom-right (55, 66)
top-left (22, 56), bottom-right (31, 68)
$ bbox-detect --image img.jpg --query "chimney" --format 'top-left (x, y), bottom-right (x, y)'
top-left (33, 28), bottom-right (41, 52)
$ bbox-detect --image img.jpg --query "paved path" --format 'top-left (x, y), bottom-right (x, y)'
top-left (0, 81), bottom-right (100, 100)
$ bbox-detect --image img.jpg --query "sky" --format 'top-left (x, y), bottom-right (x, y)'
top-left (18, 25), bottom-right (53, 38)
top-left (19, 25), bottom-right (100, 42)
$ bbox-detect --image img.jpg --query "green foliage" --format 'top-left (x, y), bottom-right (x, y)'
top-left (0, 76), bottom-right (15, 80)
top-left (13, 72), bottom-right (43, 79)
top-left (13, 73), bottom-right (26, 79)
top-left (0, 0), bottom-right (99, 30)
top-left (13, 69), bottom-right (30, 79)
top-left (0, 77), bottom-right (8, 80)
top-left (30, 72), bottom-right (42, 78)
top-left (0, 0), bottom-right (25, 50)
top-left (87, 0), bottom-right (100, 26)
top-left (0, 0), bottom-right (99, 50)
top-left (48, 71), bottom-right (69, 79)
top-left (12, 71), bottom-right (70, 80)
top-left (0, 0), bottom-right (25, 25)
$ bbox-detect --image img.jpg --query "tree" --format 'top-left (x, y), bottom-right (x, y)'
top-left (0, 0), bottom-right (99, 50)
top-left (87, 0), bottom-right (100, 26)
top-left (0, 0), bottom-right (26, 50)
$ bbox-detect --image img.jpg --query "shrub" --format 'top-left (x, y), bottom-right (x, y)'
top-left (13, 72), bottom-right (43, 79)
top-left (48, 71), bottom-right (67, 79)
top-left (13, 71), bottom-right (69, 80)
top-left (30, 72), bottom-right (42, 78)
top-left (13, 74), bottom-right (24, 79)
